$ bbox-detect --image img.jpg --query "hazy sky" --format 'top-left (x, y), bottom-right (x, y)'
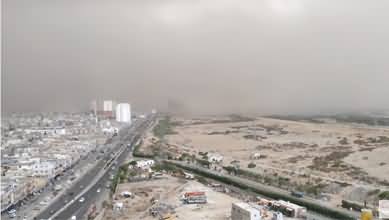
top-left (2, 0), bottom-right (389, 115)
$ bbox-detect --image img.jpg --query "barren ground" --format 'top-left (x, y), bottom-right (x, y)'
top-left (141, 116), bottom-right (389, 207)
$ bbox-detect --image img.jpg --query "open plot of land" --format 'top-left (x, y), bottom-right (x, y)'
top-left (344, 147), bottom-right (389, 181)
top-left (141, 116), bottom-right (389, 208)
top-left (103, 176), bottom-right (240, 220)
top-left (168, 117), bottom-right (389, 182)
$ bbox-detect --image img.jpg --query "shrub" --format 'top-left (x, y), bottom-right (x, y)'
top-left (152, 116), bottom-right (177, 138)
top-left (379, 191), bottom-right (389, 200)
top-left (196, 158), bottom-right (211, 168)
top-left (248, 162), bottom-right (256, 168)
top-left (341, 200), bottom-right (363, 212)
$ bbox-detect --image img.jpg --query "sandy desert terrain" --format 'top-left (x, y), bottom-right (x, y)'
top-left (140, 115), bottom-right (389, 207)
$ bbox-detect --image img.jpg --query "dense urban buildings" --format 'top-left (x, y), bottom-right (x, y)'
top-left (0, 112), bottom-right (120, 212)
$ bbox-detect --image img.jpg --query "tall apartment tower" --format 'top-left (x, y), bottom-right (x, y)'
top-left (116, 103), bottom-right (131, 123)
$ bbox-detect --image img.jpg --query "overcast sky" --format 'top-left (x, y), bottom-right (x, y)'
top-left (2, 0), bottom-right (389, 115)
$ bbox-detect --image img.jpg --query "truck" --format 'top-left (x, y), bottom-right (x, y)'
top-left (182, 192), bottom-right (207, 204)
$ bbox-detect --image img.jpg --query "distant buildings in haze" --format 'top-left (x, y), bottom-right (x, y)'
top-left (116, 103), bottom-right (131, 124)
top-left (91, 100), bottom-right (131, 123)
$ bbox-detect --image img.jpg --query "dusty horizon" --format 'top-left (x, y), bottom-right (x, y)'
top-left (2, 0), bottom-right (389, 115)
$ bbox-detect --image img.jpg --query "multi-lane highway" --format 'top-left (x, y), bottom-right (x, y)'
top-left (34, 115), bottom-right (155, 220)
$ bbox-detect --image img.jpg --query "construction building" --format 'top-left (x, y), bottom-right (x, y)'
top-left (231, 202), bottom-right (261, 220)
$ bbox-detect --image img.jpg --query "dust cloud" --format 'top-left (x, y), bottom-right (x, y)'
top-left (2, 0), bottom-right (389, 115)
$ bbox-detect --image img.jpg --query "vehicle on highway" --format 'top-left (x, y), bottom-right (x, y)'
top-left (8, 209), bottom-right (17, 218)
top-left (54, 184), bottom-right (62, 191)
top-left (7, 209), bottom-right (16, 214)
top-left (97, 188), bottom-right (101, 193)
top-left (71, 216), bottom-right (77, 220)
top-left (79, 197), bottom-right (85, 202)
top-left (291, 190), bottom-right (304, 198)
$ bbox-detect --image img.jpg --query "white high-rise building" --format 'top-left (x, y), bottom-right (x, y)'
top-left (116, 103), bottom-right (131, 123)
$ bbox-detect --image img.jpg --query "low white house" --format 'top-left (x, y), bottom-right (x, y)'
top-left (102, 127), bottom-right (118, 135)
top-left (114, 202), bottom-right (123, 210)
top-left (251, 153), bottom-right (261, 160)
top-left (135, 159), bottom-right (155, 169)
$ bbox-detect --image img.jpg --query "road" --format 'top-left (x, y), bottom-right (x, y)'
top-left (34, 115), bottom-right (155, 220)
top-left (1, 130), bottom-right (120, 220)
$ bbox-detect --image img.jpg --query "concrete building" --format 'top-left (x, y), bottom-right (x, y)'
top-left (271, 200), bottom-right (307, 218)
top-left (272, 212), bottom-right (283, 220)
top-left (90, 100), bottom-right (116, 118)
top-left (103, 100), bottom-right (115, 118)
top-left (32, 160), bottom-right (56, 178)
top-left (25, 127), bottom-right (66, 136)
top-left (231, 202), bottom-right (261, 220)
top-left (116, 103), bottom-right (131, 123)
top-left (103, 100), bottom-right (113, 112)
top-left (134, 159), bottom-right (155, 169)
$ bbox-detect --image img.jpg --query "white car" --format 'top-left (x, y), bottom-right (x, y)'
top-left (71, 216), bottom-right (77, 220)
top-left (79, 197), bottom-right (85, 203)
top-left (96, 188), bottom-right (101, 193)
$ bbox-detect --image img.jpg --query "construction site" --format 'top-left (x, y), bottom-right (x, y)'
top-left (100, 157), bottom-right (328, 220)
